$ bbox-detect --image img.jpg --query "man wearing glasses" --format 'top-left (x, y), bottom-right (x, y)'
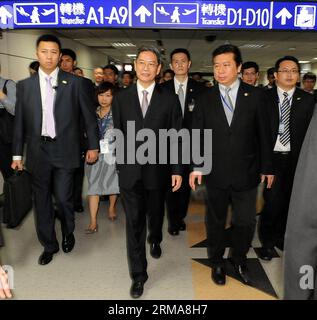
top-left (258, 56), bottom-right (315, 261)
top-left (112, 46), bottom-right (183, 298)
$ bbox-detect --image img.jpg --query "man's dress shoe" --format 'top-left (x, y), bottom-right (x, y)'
top-left (38, 249), bottom-right (59, 265)
top-left (150, 243), bottom-right (161, 259)
top-left (130, 281), bottom-right (144, 299)
top-left (62, 233), bottom-right (75, 253)
top-left (258, 247), bottom-right (274, 261)
top-left (233, 263), bottom-right (252, 285)
top-left (179, 220), bottom-right (186, 231)
top-left (211, 266), bottom-right (226, 285)
top-left (168, 228), bottom-right (179, 236)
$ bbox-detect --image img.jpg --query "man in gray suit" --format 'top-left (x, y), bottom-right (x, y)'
top-left (284, 108), bottom-right (317, 300)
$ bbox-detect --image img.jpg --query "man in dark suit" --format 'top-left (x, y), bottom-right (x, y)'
top-left (190, 44), bottom-right (274, 286)
top-left (263, 67), bottom-right (276, 90)
top-left (60, 48), bottom-right (94, 213)
top-left (302, 72), bottom-right (317, 102)
top-left (103, 64), bottom-right (121, 94)
top-left (112, 46), bottom-right (183, 298)
top-left (258, 56), bottom-right (315, 260)
top-left (161, 48), bottom-right (205, 235)
top-left (241, 61), bottom-right (259, 86)
top-left (11, 34), bottom-right (99, 265)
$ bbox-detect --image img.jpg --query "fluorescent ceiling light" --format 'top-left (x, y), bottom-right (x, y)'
top-left (299, 61), bottom-right (310, 63)
top-left (111, 42), bottom-right (136, 47)
top-left (239, 44), bottom-right (269, 49)
top-left (127, 54), bottom-right (137, 57)
top-left (124, 65), bottom-right (133, 71)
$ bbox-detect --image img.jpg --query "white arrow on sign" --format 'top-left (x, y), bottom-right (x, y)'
top-left (135, 5), bottom-right (151, 23)
top-left (275, 7), bottom-right (292, 25)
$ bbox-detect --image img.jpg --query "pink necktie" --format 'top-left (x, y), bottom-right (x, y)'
top-left (45, 76), bottom-right (56, 138)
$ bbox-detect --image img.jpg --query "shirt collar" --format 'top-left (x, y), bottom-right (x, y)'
top-left (174, 76), bottom-right (188, 87)
top-left (136, 80), bottom-right (155, 94)
top-left (277, 85), bottom-right (296, 98)
top-left (219, 78), bottom-right (240, 92)
top-left (38, 67), bottom-right (59, 82)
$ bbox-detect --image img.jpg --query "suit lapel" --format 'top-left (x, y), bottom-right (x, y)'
top-left (290, 88), bottom-right (303, 132)
top-left (269, 88), bottom-right (280, 135)
top-left (54, 69), bottom-right (68, 109)
top-left (230, 82), bottom-right (245, 128)
top-left (131, 84), bottom-right (144, 120)
top-left (32, 74), bottom-right (43, 134)
top-left (144, 84), bottom-right (160, 121)
top-left (214, 85), bottom-right (230, 128)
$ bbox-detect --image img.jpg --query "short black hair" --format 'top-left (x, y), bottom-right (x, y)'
top-left (191, 72), bottom-right (202, 79)
top-left (241, 61), bottom-right (259, 73)
top-left (95, 81), bottom-right (114, 104)
top-left (163, 69), bottom-right (175, 77)
top-left (73, 67), bottom-right (83, 72)
top-left (170, 48), bottom-right (191, 62)
top-left (212, 44), bottom-right (242, 67)
top-left (29, 60), bottom-right (39, 72)
top-left (122, 71), bottom-right (133, 79)
top-left (267, 67), bottom-right (275, 77)
top-left (36, 34), bottom-right (61, 51)
top-left (303, 72), bottom-right (316, 82)
top-left (136, 46), bottom-right (162, 65)
top-left (103, 64), bottom-right (119, 75)
top-left (275, 56), bottom-right (300, 73)
top-left (61, 48), bottom-right (77, 61)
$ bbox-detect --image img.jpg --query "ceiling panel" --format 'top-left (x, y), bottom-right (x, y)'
top-left (55, 29), bottom-right (317, 72)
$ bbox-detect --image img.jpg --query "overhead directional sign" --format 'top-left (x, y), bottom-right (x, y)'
top-left (1, 0), bottom-right (317, 31)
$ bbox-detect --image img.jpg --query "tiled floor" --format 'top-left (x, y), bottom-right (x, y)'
top-left (0, 176), bottom-right (283, 300)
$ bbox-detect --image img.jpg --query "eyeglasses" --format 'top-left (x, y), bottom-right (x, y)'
top-left (137, 60), bottom-right (158, 69)
top-left (277, 69), bottom-right (299, 74)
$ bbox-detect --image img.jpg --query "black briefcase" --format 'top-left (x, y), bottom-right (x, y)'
top-left (3, 170), bottom-right (33, 228)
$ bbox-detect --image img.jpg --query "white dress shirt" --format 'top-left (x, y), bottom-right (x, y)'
top-left (13, 67), bottom-right (59, 161)
top-left (273, 86), bottom-right (295, 152)
top-left (218, 78), bottom-right (240, 109)
top-left (38, 67), bottom-right (59, 137)
top-left (136, 80), bottom-right (156, 107)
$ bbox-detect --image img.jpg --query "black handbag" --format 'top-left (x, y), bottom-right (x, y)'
top-left (3, 170), bottom-right (33, 228)
top-left (0, 80), bottom-right (14, 144)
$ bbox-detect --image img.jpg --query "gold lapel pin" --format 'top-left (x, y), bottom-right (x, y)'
top-left (244, 92), bottom-right (249, 96)
top-left (62, 80), bottom-right (67, 84)
top-left (297, 97), bottom-right (301, 101)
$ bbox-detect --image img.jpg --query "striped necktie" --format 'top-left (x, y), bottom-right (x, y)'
top-left (280, 91), bottom-right (291, 146)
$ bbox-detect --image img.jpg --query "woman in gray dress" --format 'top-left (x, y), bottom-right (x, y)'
top-left (85, 82), bottom-right (119, 233)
